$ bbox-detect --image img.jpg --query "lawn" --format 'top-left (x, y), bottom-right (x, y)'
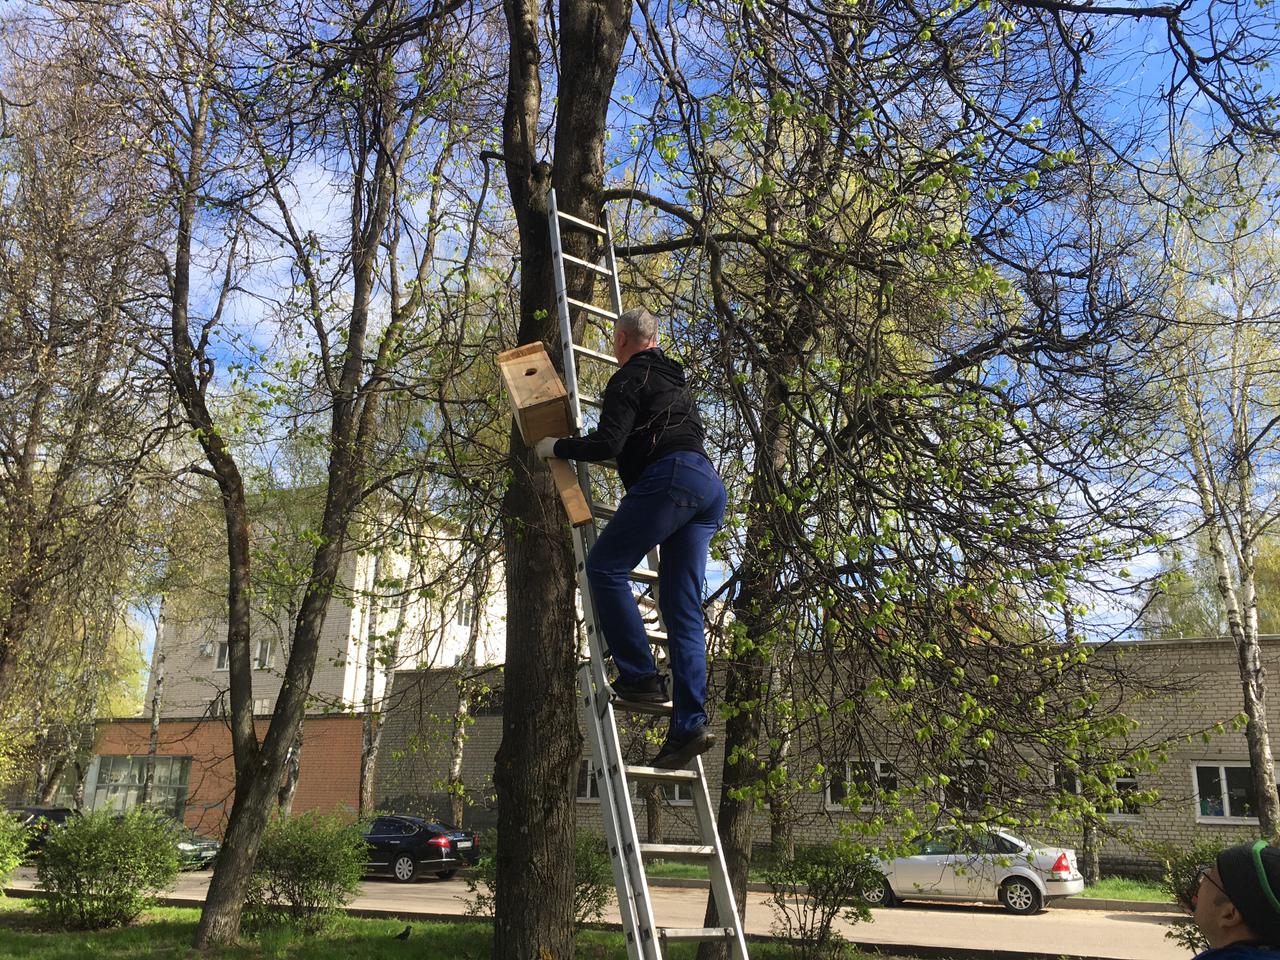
top-left (1083, 877), bottom-right (1170, 903)
top-left (0, 897), bottom-right (824, 959)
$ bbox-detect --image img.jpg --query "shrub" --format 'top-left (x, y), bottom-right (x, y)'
top-left (35, 807), bottom-right (179, 929)
top-left (1151, 837), bottom-right (1232, 954)
top-left (245, 811), bottom-right (367, 933)
top-left (464, 831), bottom-right (613, 929)
top-left (0, 813), bottom-right (27, 889)
top-left (764, 844), bottom-right (880, 960)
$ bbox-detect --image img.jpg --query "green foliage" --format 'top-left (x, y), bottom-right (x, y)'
top-left (763, 844), bottom-right (879, 960)
top-left (244, 812), bottom-right (367, 934)
top-left (0, 814), bottom-right (28, 889)
top-left (464, 831), bottom-right (612, 929)
top-left (35, 808), bottom-right (179, 929)
top-left (1151, 837), bottom-right (1229, 953)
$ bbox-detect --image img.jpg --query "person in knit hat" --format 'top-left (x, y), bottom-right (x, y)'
top-left (1192, 840), bottom-right (1280, 958)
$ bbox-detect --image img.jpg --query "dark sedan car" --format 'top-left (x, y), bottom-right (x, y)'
top-left (363, 814), bottom-right (478, 882)
top-left (11, 807), bottom-right (78, 855)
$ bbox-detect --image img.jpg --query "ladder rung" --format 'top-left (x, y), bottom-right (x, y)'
top-left (610, 696), bottom-right (672, 716)
top-left (641, 843), bottom-right (715, 859)
top-left (572, 343), bottom-right (619, 366)
top-left (561, 251), bottom-right (612, 276)
top-left (630, 567), bottom-right (658, 584)
top-left (592, 502), bottom-right (619, 518)
top-left (557, 210), bottom-right (607, 235)
top-left (579, 393), bottom-right (603, 409)
top-left (659, 927), bottom-right (737, 943)
top-left (626, 765), bottom-right (698, 782)
top-left (646, 628), bottom-right (668, 645)
top-left (565, 296), bottom-right (619, 321)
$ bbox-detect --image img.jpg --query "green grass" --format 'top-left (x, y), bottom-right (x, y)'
top-left (644, 860), bottom-right (769, 883)
top-left (0, 896), bottom-right (836, 959)
top-left (1083, 877), bottom-right (1169, 903)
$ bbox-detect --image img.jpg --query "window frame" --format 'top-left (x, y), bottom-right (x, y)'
top-left (1194, 761), bottom-right (1268, 824)
top-left (215, 642), bottom-right (229, 671)
top-left (254, 637), bottom-right (272, 671)
top-left (825, 758), bottom-right (898, 812)
top-left (576, 758), bottom-right (601, 804)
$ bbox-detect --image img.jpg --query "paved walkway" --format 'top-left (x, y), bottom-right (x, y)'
top-left (7, 869), bottom-right (1184, 960)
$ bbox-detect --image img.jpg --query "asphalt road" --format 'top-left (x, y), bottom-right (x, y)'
top-left (8, 869), bottom-right (1184, 960)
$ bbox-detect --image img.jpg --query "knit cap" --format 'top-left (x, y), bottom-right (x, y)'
top-left (1216, 840), bottom-right (1280, 946)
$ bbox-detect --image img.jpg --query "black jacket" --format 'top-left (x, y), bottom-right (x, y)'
top-left (553, 348), bottom-right (708, 489)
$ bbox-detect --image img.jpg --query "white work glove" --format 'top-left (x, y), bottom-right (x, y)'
top-left (534, 436), bottom-right (562, 460)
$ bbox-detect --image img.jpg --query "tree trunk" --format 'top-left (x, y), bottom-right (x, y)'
top-left (1176, 373), bottom-right (1280, 836)
top-left (141, 609), bottom-right (165, 806)
top-left (1081, 819), bottom-right (1101, 885)
top-left (645, 783), bottom-right (664, 844)
top-left (448, 571), bottom-right (487, 827)
top-left (277, 719), bottom-right (304, 815)
top-left (492, 0), bottom-right (630, 953)
top-left (358, 553), bottom-right (385, 816)
top-left (37, 759), bottom-right (67, 805)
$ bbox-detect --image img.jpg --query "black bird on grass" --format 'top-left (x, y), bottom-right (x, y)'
top-left (394, 925), bottom-right (412, 941)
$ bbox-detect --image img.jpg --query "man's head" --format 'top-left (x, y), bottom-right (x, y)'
top-left (613, 307), bottom-right (659, 364)
top-left (1194, 841), bottom-right (1280, 949)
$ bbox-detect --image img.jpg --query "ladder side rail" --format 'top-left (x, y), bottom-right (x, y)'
top-left (575, 524), bottom-right (664, 958)
top-left (691, 755), bottom-right (751, 960)
top-left (578, 663), bottom-right (648, 959)
top-left (548, 189), bottom-right (587, 431)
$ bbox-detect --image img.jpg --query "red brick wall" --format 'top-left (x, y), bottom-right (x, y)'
top-left (94, 716), bottom-right (363, 838)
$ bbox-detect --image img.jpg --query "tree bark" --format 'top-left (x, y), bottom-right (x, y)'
top-left (141, 609), bottom-right (165, 807)
top-left (277, 719), bottom-right (304, 816)
top-left (448, 571), bottom-right (487, 827)
top-left (359, 553), bottom-right (386, 816)
top-left (492, 0), bottom-right (630, 951)
top-left (1176, 369), bottom-right (1280, 836)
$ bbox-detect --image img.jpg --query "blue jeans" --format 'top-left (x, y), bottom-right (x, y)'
top-left (585, 451), bottom-right (727, 738)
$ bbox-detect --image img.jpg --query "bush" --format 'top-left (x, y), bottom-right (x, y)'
top-left (1151, 837), bottom-right (1231, 954)
top-left (0, 813), bottom-right (27, 888)
top-left (245, 811), bottom-right (367, 934)
top-left (35, 808), bottom-right (179, 929)
top-left (464, 831), bottom-right (614, 929)
top-left (764, 844), bottom-right (880, 960)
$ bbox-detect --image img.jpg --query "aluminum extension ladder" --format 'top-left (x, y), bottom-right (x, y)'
top-left (547, 189), bottom-right (750, 960)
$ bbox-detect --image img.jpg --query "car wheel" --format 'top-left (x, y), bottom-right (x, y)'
top-left (436, 869), bottom-right (458, 880)
top-left (1001, 877), bottom-right (1042, 915)
top-left (392, 855), bottom-right (418, 883)
top-left (862, 874), bottom-right (895, 907)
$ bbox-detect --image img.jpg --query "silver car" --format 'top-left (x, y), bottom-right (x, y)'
top-left (864, 829), bottom-right (1084, 914)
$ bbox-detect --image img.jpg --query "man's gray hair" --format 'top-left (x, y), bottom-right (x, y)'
top-left (617, 307), bottom-right (659, 344)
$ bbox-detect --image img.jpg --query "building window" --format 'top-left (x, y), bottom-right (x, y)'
top-left (1196, 763), bottom-right (1261, 821)
top-left (253, 698), bottom-right (272, 716)
top-left (254, 637), bottom-right (272, 670)
top-left (457, 598), bottom-right (475, 628)
top-left (472, 686), bottom-right (503, 717)
top-left (660, 782), bottom-right (693, 806)
top-left (943, 761), bottom-right (990, 813)
top-left (92, 756), bottom-right (191, 821)
top-left (215, 642), bottom-right (229, 671)
top-left (826, 759), bottom-right (898, 811)
top-left (207, 694), bottom-right (227, 718)
top-left (576, 758), bottom-right (600, 803)
top-left (1110, 772), bottom-right (1142, 818)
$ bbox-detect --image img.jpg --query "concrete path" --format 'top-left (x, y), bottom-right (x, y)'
top-left (7, 869), bottom-right (1185, 960)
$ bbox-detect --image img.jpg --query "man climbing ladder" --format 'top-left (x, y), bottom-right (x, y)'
top-left (535, 306), bottom-right (726, 769)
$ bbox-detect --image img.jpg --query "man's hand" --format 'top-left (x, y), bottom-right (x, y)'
top-left (534, 437), bottom-right (562, 460)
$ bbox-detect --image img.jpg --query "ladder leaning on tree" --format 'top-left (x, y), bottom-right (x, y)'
top-left (547, 188), bottom-right (750, 960)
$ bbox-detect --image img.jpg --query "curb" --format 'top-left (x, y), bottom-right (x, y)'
top-left (3, 883), bottom-right (1177, 960)
top-left (644, 878), bottom-right (1177, 914)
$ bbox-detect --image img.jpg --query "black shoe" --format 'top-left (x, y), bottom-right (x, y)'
top-left (652, 726), bottom-right (716, 769)
top-left (609, 673), bottom-right (668, 705)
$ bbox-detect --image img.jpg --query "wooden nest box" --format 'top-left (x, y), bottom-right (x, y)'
top-left (497, 342), bottom-right (593, 527)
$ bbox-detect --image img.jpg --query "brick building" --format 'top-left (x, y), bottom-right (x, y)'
top-left (68, 521), bottom-right (506, 835)
top-left (373, 636), bottom-right (1280, 872)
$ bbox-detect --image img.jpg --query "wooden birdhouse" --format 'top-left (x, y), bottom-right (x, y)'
top-left (497, 342), bottom-right (593, 527)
